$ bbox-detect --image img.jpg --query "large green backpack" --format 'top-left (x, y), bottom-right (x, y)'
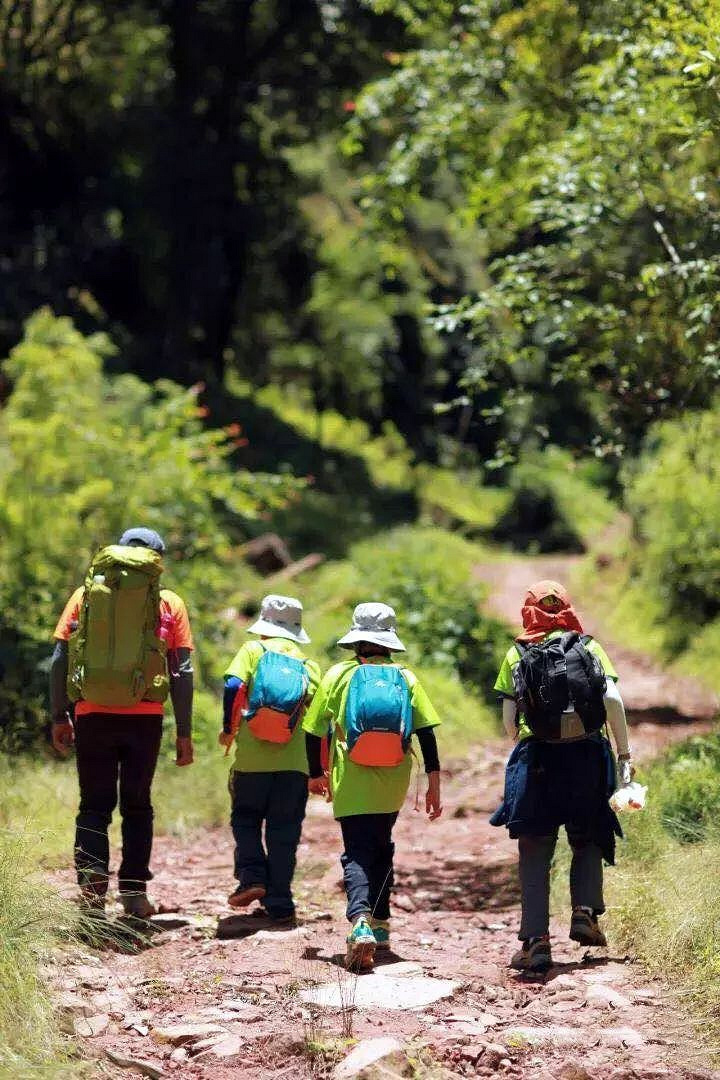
top-left (67, 545), bottom-right (169, 707)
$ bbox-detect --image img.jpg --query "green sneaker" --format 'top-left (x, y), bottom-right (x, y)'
top-left (346, 915), bottom-right (376, 971)
top-left (369, 917), bottom-right (390, 951)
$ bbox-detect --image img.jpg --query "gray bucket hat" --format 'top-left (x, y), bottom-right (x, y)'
top-left (247, 594), bottom-right (310, 645)
top-left (337, 602), bottom-right (406, 652)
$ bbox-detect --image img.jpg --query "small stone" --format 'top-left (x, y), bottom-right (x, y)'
top-left (472, 963), bottom-right (505, 987)
top-left (195, 1034), bottom-right (244, 1059)
top-left (333, 1037), bottom-right (407, 1079)
top-left (584, 984), bottom-right (632, 1010)
top-left (169, 1048), bottom-right (188, 1064)
top-left (152, 1022), bottom-right (225, 1045)
top-left (601, 1026), bottom-right (645, 1049)
top-left (74, 1013), bottom-right (110, 1037)
top-left (56, 991), bottom-right (93, 1017)
top-left (105, 1050), bottom-right (164, 1078)
top-left (481, 1044), bottom-right (508, 1069)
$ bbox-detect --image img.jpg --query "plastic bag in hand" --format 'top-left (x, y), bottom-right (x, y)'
top-left (609, 782), bottom-right (647, 813)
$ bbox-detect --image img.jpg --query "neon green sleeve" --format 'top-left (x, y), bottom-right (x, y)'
top-left (304, 659), bottom-right (322, 699)
top-left (587, 640), bottom-right (619, 681)
top-left (302, 673), bottom-right (333, 736)
top-left (409, 677), bottom-right (441, 732)
top-left (224, 641), bottom-right (262, 682)
top-left (493, 647), bottom-right (519, 696)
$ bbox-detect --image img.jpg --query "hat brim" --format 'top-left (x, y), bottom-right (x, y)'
top-left (247, 618), bottom-right (310, 645)
top-left (336, 629), bottom-right (406, 652)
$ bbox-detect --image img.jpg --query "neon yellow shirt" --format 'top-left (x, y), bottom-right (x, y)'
top-left (494, 631), bottom-right (618, 741)
top-left (302, 655), bottom-right (441, 818)
top-left (225, 638), bottom-right (321, 774)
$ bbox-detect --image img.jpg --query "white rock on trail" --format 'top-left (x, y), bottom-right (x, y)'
top-left (73, 1013), bottom-right (110, 1038)
top-left (105, 1050), bottom-right (165, 1078)
top-left (300, 963), bottom-right (458, 1012)
top-left (584, 984), bottom-right (633, 1010)
top-left (333, 1037), bottom-right (406, 1079)
top-left (151, 1022), bottom-right (225, 1045)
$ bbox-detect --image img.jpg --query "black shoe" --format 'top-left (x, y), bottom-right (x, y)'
top-left (570, 907), bottom-right (607, 946)
top-left (510, 936), bottom-right (552, 972)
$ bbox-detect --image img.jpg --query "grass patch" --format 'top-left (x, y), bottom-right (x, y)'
top-left (0, 828), bottom-right (84, 1075)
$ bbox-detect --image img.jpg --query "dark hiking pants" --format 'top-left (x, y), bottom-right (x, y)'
top-left (518, 828), bottom-right (605, 939)
top-left (230, 770), bottom-right (308, 919)
top-left (74, 714), bottom-right (163, 896)
top-left (339, 812), bottom-right (399, 923)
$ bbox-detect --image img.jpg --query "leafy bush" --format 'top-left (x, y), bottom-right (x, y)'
top-left (416, 466), bottom-right (511, 535)
top-left (0, 310), bottom-right (298, 749)
top-left (625, 404), bottom-right (720, 645)
top-left (493, 446), bottom-right (615, 553)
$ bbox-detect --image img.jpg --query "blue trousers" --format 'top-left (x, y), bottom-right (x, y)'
top-left (339, 812), bottom-right (399, 922)
top-left (230, 771), bottom-right (308, 918)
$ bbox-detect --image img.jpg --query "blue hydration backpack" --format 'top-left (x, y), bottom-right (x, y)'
top-left (245, 647), bottom-right (309, 744)
top-left (344, 663), bottom-right (412, 767)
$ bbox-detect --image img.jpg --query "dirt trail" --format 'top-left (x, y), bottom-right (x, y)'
top-left (51, 556), bottom-right (720, 1079)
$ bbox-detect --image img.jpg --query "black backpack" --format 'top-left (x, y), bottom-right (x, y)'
top-left (512, 632), bottom-right (607, 740)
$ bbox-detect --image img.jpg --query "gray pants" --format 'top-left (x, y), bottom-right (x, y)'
top-left (518, 830), bottom-right (604, 940)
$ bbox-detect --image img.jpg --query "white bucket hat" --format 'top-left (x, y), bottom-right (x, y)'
top-left (247, 594), bottom-right (310, 645)
top-left (337, 602), bottom-right (406, 652)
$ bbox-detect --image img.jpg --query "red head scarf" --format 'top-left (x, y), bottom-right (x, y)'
top-left (517, 579), bottom-right (584, 644)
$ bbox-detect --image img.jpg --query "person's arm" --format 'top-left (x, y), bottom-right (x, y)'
top-left (605, 679), bottom-right (633, 781)
top-left (408, 676), bottom-right (442, 820)
top-left (501, 697), bottom-right (518, 739)
top-left (414, 726), bottom-right (440, 773)
top-left (306, 733), bottom-right (324, 779)
top-left (168, 646), bottom-right (194, 766)
top-left (49, 640), bottom-right (71, 721)
top-left (49, 640), bottom-right (74, 755)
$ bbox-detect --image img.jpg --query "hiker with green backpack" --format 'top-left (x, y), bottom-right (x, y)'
top-left (490, 580), bottom-right (633, 973)
top-left (50, 528), bottom-right (194, 918)
top-left (303, 602), bottom-right (442, 972)
top-left (220, 594), bottom-right (322, 925)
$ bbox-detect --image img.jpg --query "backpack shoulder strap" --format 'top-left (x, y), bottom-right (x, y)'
top-left (515, 641), bottom-right (527, 656)
top-left (580, 634), bottom-right (593, 646)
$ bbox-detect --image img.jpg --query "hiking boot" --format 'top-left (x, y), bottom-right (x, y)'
top-left (369, 917), bottom-right (390, 951)
top-left (570, 907), bottom-right (607, 947)
top-left (510, 935), bottom-right (552, 972)
top-left (346, 915), bottom-right (376, 971)
top-left (228, 884), bottom-right (266, 909)
top-left (119, 893), bottom-right (157, 920)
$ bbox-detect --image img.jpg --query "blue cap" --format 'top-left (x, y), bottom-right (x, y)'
top-left (118, 527), bottom-right (166, 554)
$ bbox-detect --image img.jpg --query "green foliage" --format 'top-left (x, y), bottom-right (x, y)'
top-left (0, 828), bottom-right (80, 1074)
top-left (415, 466), bottom-right (511, 535)
top-left (0, 311), bottom-right (298, 749)
top-left (625, 403), bottom-right (720, 644)
top-left (493, 446), bottom-right (614, 553)
top-left (350, 0), bottom-right (720, 457)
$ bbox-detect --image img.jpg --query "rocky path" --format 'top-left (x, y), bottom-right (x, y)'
top-left (53, 750), bottom-right (717, 1080)
top-left (51, 554), bottom-right (720, 1079)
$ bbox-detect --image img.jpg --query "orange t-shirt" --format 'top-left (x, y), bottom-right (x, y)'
top-left (54, 587), bottom-right (194, 716)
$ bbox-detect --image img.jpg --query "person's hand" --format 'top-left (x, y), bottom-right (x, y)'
top-left (52, 719), bottom-right (74, 756)
top-left (618, 754), bottom-right (635, 786)
top-left (308, 775), bottom-right (329, 798)
top-left (176, 736), bottom-right (194, 767)
top-left (426, 771), bottom-right (442, 820)
top-left (218, 731), bottom-right (234, 755)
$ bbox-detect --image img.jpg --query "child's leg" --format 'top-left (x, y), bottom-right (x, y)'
top-left (264, 771), bottom-right (308, 919)
top-left (230, 772), bottom-right (270, 889)
top-left (517, 831), bottom-right (558, 939)
top-left (339, 815), bottom-right (375, 921)
top-left (367, 812), bottom-right (399, 920)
